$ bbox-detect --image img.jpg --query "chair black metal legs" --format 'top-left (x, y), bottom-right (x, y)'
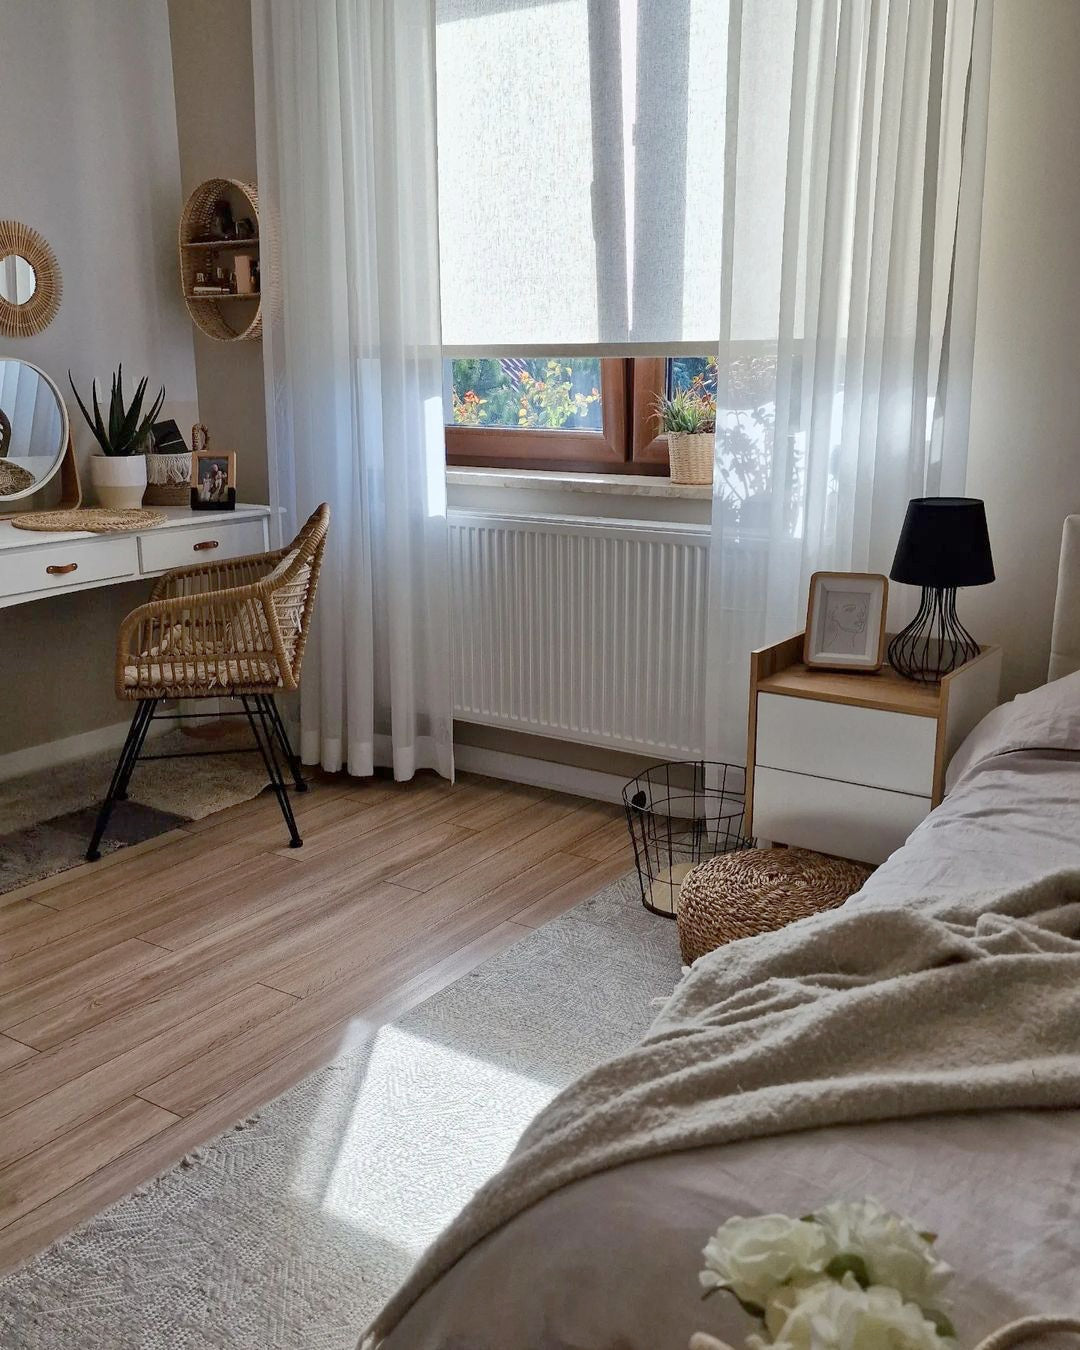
top-left (260, 695), bottom-right (307, 793)
top-left (85, 698), bottom-right (159, 861)
top-left (85, 693), bottom-right (307, 862)
top-left (241, 694), bottom-right (303, 848)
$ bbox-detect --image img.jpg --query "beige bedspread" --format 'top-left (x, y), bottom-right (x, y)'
top-left (365, 866), bottom-right (1080, 1348)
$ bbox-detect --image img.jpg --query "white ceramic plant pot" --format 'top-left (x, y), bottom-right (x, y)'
top-left (89, 453), bottom-right (147, 509)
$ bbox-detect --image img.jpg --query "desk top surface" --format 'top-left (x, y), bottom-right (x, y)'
top-left (0, 504), bottom-right (271, 553)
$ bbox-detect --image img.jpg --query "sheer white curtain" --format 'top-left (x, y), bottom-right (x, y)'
top-left (252, 0), bottom-right (453, 781)
top-left (705, 0), bottom-right (994, 762)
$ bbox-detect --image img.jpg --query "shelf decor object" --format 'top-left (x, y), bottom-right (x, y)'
top-left (178, 178), bottom-right (262, 343)
top-left (0, 220), bottom-right (62, 338)
top-left (887, 497), bottom-right (995, 683)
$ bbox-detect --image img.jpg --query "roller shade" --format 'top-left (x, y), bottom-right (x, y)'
top-left (435, 0), bottom-right (735, 355)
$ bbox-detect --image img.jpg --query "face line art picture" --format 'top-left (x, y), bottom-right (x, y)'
top-left (822, 589), bottom-right (871, 655)
top-left (803, 572), bottom-right (888, 671)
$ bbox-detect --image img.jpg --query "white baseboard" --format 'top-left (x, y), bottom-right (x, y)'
top-left (0, 715), bottom-right (169, 783)
top-left (453, 743), bottom-right (630, 806)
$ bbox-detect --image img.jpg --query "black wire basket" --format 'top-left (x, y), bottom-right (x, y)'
top-left (622, 760), bottom-right (753, 918)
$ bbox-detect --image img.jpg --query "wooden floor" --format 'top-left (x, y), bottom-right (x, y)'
top-left (0, 769), bottom-right (634, 1275)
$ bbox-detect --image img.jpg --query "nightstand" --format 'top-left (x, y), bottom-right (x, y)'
top-left (746, 635), bottom-right (1002, 865)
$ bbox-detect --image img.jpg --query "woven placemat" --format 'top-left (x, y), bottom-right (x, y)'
top-left (10, 507), bottom-right (167, 534)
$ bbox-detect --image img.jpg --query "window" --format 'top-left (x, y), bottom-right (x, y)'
top-left (445, 356), bottom-right (717, 475)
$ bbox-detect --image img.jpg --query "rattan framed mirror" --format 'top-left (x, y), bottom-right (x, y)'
top-left (0, 221), bottom-right (62, 338)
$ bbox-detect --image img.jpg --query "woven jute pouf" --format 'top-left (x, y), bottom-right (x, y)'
top-left (677, 846), bottom-right (873, 964)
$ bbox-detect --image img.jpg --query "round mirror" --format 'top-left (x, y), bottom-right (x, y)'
top-left (0, 221), bottom-right (62, 338)
top-left (0, 255), bottom-right (37, 306)
top-left (0, 359), bottom-right (69, 501)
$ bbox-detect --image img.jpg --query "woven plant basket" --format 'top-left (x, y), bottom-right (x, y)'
top-left (677, 846), bottom-right (872, 964)
top-left (144, 483), bottom-right (192, 507)
top-left (667, 431), bottom-right (713, 485)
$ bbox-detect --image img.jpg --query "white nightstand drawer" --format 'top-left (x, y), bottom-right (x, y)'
top-left (756, 692), bottom-right (937, 796)
top-left (0, 535), bottom-right (139, 599)
top-left (138, 518), bottom-right (268, 576)
top-left (753, 767), bottom-right (929, 866)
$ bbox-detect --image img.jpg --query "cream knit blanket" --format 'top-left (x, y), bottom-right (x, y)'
top-left (363, 870), bottom-right (1080, 1347)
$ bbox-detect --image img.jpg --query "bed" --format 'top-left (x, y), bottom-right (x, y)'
top-left (369, 518), bottom-right (1080, 1350)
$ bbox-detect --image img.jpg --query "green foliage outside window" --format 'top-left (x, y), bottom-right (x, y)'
top-left (451, 358), bottom-right (601, 431)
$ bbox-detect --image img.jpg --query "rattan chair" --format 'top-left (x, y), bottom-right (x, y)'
top-left (85, 503), bottom-right (330, 861)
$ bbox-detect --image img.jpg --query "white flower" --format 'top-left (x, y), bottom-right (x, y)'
top-left (812, 1199), bottom-right (952, 1311)
top-left (747, 1275), bottom-right (952, 1350)
top-left (700, 1214), bottom-right (831, 1310)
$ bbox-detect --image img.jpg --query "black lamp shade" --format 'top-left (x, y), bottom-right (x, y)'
top-left (889, 497), bottom-right (994, 588)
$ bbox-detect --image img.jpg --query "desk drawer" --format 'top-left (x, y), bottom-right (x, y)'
top-left (0, 535), bottom-right (139, 599)
top-left (752, 767), bottom-right (929, 866)
top-left (138, 518), bottom-right (268, 576)
top-left (756, 692), bottom-right (936, 796)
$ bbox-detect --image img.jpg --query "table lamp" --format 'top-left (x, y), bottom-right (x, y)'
top-left (887, 497), bottom-right (994, 682)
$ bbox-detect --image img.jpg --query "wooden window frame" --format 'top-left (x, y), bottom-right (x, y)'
top-left (446, 358), bottom-right (672, 475)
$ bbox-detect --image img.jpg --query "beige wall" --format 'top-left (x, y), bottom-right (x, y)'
top-left (167, 0), bottom-right (269, 507)
top-left (964, 0), bottom-right (1080, 697)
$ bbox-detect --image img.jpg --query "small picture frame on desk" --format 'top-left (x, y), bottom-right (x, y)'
top-left (803, 571), bottom-right (888, 671)
top-left (190, 450), bottom-right (237, 511)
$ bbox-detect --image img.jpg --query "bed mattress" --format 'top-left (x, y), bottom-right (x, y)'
top-left (381, 706), bottom-right (1080, 1350)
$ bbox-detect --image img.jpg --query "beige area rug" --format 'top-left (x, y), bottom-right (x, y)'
top-left (0, 723), bottom-right (271, 893)
top-left (0, 877), bottom-right (681, 1349)
top-left (0, 725), bottom-right (268, 835)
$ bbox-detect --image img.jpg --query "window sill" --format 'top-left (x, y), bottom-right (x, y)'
top-left (445, 468), bottom-right (711, 501)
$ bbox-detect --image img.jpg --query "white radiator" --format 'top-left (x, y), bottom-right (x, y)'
top-left (449, 510), bottom-right (713, 758)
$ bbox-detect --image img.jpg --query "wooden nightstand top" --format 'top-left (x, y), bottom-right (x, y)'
top-left (754, 637), bottom-right (1001, 719)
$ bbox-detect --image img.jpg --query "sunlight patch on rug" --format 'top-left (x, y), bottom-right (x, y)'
top-left (307, 1025), bottom-right (554, 1257)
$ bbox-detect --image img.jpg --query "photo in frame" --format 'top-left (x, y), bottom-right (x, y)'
top-left (190, 449), bottom-right (237, 511)
top-left (803, 571), bottom-right (888, 671)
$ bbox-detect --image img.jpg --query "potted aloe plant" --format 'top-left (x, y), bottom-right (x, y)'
top-left (69, 366), bottom-right (165, 509)
top-left (654, 379), bottom-right (716, 485)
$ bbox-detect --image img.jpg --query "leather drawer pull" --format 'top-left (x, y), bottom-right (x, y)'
top-left (46, 562), bottom-right (78, 575)
top-left (194, 540), bottom-right (220, 552)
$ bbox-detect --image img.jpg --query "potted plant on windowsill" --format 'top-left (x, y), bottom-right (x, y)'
top-left (655, 381), bottom-right (716, 485)
top-left (68, 366), bottom-right (165, 509)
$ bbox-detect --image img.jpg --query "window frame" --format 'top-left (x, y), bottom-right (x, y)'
top-left (445, 358), bottom-right (673, 475)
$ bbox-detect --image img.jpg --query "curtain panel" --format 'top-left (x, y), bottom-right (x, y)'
top-left (252, 0), bottom-right (454, 781)
top-left (704, 0), bottom-right (995, 762)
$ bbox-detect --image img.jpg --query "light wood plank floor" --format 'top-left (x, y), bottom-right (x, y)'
top-left (0, 770), bottom-right (634, 1275)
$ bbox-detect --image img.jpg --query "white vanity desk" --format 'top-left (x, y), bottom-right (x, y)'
top-left (0, 504), bottom-right (272, 609)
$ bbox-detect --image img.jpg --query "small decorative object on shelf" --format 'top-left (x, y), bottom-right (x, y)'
top-left (654, 377), bottom-right (715, 485)
top-left (803, 571), bottom-right (888, 671)
top-left (887, 497), bottom-right (995, 683)
top-left (178, 178), bottom-right (261, 342)
top-left (68, 365), bottom-right (165, 510)
top-left (623, 761), bottom-right (751, 918)
top-left (191, 448), bottom-right (237, 511)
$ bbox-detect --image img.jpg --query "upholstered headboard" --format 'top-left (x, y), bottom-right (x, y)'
top-left (1049, 515), bottom-right (1080, 680)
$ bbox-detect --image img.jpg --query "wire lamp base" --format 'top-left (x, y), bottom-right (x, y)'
top-left (887, 585), bottom-right (979, 683)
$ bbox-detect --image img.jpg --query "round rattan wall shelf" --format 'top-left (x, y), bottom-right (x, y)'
top-left (0, 220), bottom-right (63, 338)
top-left (178, 178), bottom-right (262, 343)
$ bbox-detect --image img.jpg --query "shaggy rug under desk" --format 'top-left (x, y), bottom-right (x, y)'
top-left (0, 726), bottom-right (269, 894)
top-left (0, 875), bottom-right (680, 1350)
